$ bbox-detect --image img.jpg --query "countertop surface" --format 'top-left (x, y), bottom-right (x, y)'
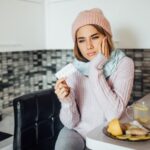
top-left (86, 125), bottom-right (150, 150)
top-left (86, 93), bottom-right (150, 150)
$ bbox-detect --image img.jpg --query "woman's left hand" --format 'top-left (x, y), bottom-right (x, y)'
top-left (99, 37), bottom-right (110, 59)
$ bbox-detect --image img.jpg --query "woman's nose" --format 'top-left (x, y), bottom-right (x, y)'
top-left (86, 39), bottom-right (94, 50)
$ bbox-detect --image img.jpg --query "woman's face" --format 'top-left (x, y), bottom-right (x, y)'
top-left (76, 25), bottom-right (105, 61)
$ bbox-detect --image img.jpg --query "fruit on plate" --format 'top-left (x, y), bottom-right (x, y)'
top-left (116, 134), bottom-right (131, 140)
top-left (126, 128), bottom-right (149, 136)
top-left (120, 123), bottom-right (131, 132)
top-left (128, 134), bottom-right (150, 141)
top-left (116, 134), bottom-right (150, 141)
top-left (106, 119), bottom-right (150, 141)
top-left (107, 118), bottom-right (123, 136)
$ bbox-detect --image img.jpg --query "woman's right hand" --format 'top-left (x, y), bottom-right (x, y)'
top-left (54, 78), bottom-right (71, 101)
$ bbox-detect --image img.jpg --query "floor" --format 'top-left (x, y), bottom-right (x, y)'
top-left (0, 107), bottom-right (14, 135)
top-left (0, 107), bottom-right (13, 150)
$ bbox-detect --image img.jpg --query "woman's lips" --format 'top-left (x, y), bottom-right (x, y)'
top-left (87, 52), bottom-right (96, 57)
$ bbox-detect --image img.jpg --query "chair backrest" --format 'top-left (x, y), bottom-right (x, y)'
top-left (13, 89), bottom-right (63, 150)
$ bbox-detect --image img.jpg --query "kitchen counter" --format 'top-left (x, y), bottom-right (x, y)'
top-left (86, 125), bottom-right (150, 150)
top-left (86, 93), bottom-right (150, 150)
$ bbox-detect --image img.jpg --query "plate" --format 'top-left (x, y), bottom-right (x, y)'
top-left (142, 122), bottom-right (150, 130)
top-left (103, 126), bottom-right (150, 142)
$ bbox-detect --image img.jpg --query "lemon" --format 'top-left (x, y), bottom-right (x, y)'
top-left (107, 118), bottom-right (123, 136)
top-left (128, 135), bottom-right (150, 141)
top-left (116, 134), bottom-right (131, 140)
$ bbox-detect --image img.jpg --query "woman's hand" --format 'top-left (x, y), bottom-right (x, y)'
top-left (54, 78), bottom-right (70, 101)
top-left (99, 37), bottom-right (110, 58)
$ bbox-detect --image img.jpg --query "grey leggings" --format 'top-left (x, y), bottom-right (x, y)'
top-left (55, 127), bottom-right (89, 150)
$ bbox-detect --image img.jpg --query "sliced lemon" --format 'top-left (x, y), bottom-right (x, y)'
top-left (107, 118), bottom-right (123, 136)
top-left (128, 135), bottom-right (150, 141)
top-left (116, 134), bottom-right (131, 140)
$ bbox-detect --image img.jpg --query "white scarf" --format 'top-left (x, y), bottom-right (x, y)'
top-left (73, 49), bottom-right (126, 78)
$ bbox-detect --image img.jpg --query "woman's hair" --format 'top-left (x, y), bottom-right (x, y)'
top-left (73, 24), bottom-right (114, 62)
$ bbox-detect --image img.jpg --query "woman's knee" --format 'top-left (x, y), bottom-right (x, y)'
top-left (55, 127), bottom-right (85, 150)
top-left (55, 140), bottom-right (83, 150)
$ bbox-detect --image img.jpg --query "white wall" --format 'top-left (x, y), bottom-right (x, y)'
top-left (46, 0), bottom-right (150, 49)
top-left (1, 0), bottom-right (150, 51)
top-left (0, 0), bottom-right (45, 52)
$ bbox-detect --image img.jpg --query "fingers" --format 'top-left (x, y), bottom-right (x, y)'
top-left (101, 37), bottom-right (106, 55)
top-left (55, 86), bottom-right (70, 98)
top-left (54, 78), bottom-right (70, 100)
top-left (101, 37), bottom-right (109, 58)
top-left (98, 37), bottom-right (107, 55)
top-left (98, 39), bottom-right (102, 53)
top-left (55, 77), bottom-right (66, 90)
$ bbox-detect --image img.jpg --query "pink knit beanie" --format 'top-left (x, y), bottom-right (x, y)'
top-left (72, 8), bottom-right (112, 42)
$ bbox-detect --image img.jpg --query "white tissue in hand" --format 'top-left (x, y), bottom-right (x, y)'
top-left (55, 63), bottom-right (77, 79)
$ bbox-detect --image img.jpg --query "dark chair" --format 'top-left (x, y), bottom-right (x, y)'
top-left (13, 89), bottom-right (63, 150)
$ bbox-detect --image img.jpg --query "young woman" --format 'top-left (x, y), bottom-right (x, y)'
top-left (54, 8), bottom-right (134, 150)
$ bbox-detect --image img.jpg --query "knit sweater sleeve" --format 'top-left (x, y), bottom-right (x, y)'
top-left (89, 53), bottom-right (134, 122)
top-left (59, 75), bottom-right (80, 129)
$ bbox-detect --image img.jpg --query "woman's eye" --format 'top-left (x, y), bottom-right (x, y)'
top-left (78, 40), bottom-right (85, 43)
top-left (92, 36), bottom-right (99, 40)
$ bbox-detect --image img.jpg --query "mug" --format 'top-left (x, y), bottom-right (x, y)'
top-left (126, 100), bottom-right (150, 124)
